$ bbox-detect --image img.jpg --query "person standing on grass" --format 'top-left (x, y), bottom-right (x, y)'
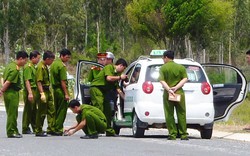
top-left (0, 51), bottom-right (28, 138)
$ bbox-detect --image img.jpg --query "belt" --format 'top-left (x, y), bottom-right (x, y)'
top-left (42, 86), bottom-right (50, 91)
top-left (9, 86), bottom-right (21, 91)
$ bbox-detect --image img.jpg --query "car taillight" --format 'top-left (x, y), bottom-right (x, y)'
top-left (142, 81), bottom-right (154, 94)
top-left (201, 82), bottom-right (211, 95)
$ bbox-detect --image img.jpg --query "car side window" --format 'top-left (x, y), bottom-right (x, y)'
top-left (146, 65), bottom-right (161, 82)
top-left (130, 65), bottom-right (141, 84)
top-left (185, 66), bottom-right (206, 82)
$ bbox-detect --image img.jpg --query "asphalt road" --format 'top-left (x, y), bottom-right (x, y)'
top-left (0, 108), bottom-right (250, 156)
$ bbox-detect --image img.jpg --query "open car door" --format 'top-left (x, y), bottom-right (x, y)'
top-left (202, 64), bottom-right (247, 121)
top-left (74, 60), bottom-right (104, 104)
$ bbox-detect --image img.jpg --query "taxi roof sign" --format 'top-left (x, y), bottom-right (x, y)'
top-left (150, 50), bottom-right (166, 57)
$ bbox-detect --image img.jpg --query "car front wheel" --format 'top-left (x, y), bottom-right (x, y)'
top-left (132, 112), bottom-right (145, 138)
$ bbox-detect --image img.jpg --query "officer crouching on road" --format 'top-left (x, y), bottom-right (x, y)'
top-left (64, 99), bottom-right (107, 139)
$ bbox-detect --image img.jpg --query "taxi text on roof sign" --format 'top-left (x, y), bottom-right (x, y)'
top-left (150, 50), bottom-right (166, 56)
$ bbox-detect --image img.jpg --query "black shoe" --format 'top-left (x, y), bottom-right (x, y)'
top-left (35, 132), bottom-right (47, 137)
top-left (22, 130), bottom-right (33, 134)
top-left (181, 137), bottom-right (189, 140)
top-left (46, 131), bottom-right (53, 135)
top-left (80, 134), bottom-right (98, 139)
top-left (106, 133), bottom-right (119, 137)
top-left (8, 134), bottom-right (23, 138)
top-left (50, 132), bottom-right (63, 136)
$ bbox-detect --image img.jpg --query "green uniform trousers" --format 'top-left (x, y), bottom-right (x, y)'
top-left (77, 112), bottom-right (107, 135)
top-left (90, 87), bottom-right (104, 111)
top-left (163, 91), bottom-right (188, 139)
top-left (4, 89), bottom-right (20, 137)
top-left (35, 90), bottom-right (55, 134)
top-left (90, 87), bottom-right (115, 135)
top-left (53, 87), bottom-right (68, 133)
top-left (22, 88), bottom-right (38, 133)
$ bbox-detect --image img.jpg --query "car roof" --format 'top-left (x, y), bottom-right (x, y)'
top-left (134, 57), bottom-right (202, 67)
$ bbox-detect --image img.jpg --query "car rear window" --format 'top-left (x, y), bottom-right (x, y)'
top-left (145, 64), bottom-right (206, 83)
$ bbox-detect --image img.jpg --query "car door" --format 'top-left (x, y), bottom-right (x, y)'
top-left (202, 64), bottom-right (247, 121)
top-left (119, 62), bottom-right (138, 116)
top-left (74, 60), bottom-right (104, 104)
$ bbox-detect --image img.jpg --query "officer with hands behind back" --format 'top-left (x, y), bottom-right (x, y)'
top-left (0, 51), bottom-right (28, 138)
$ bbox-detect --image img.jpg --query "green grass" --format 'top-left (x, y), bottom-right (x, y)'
top-left (223, 98), bottom-right (250, 126)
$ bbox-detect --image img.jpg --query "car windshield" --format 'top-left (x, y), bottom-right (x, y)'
top-left (145, 64), bottom-right (206, 82)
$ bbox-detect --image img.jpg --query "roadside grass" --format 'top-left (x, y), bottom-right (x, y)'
top-left (214, 98), bottom-right (250, 132)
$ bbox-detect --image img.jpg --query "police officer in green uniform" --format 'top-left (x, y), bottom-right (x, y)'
top-left (0, 51), bottom-right (28, 138)
top-left (22, 50), bottom-right (41, 134)
top-left (50, 49), bottom-right (71, 135)
top-left (159, 50), bottom-right (189, 140)
top-left (88, 52), bottom-right (107, 83)
top-left (90, 58), bottom-right (127, 136)
top-left (35, 51), bottom-right (55, 137)
top-left (64, 99), bottom-right (107, 139)
top-left (88, 53), bottom-right (107, 108)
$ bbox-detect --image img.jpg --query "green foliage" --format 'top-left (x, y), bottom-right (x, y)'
top-left (0, 0), bottom-right (249, 67)
top-left (69, 51), bottom-right (89, 66)
top-left (225, 98), bottom-right (250, 125)
top-left (207, 72), bottom-right (225, 84)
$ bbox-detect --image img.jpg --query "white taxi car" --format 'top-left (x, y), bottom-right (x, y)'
top-left (74, 50), bottom-right (247, 139)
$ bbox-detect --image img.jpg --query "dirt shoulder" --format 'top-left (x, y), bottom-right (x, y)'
top-left (214, 123), bottom-right (250, 133)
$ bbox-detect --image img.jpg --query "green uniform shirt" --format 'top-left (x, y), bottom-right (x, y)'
top-left (3, 62), bottom-right (22, 90)
top-left (159, 60), bottom-right (187, 90)
top-left (76, 104), bottom-right (106, 122)
top-left (36, 61), bottom-right (50, 86)
top-left (91, 64), bottom-right (120, 90)
top-left (23, 62), bottom-right (37, 89)
top-left (50, 59), bottom-right (68, 87)
top-left (88, 66), bottom-right (102, 82)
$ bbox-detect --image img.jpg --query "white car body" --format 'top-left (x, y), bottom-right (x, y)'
top-left (123, 58), bottom-right (214, 126)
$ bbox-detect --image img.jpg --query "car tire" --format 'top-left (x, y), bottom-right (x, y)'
top-left (200, 128), bottom-right (213, 139)
top-left (132, 113), bottom-right (145, 138)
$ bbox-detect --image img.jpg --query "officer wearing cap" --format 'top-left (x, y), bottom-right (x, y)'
top-left (88, 53), bottom-right (107, 82)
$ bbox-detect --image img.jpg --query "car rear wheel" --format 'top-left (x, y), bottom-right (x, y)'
top-left (200, 128), bottom-right (213, 139)
top-left (132, 113), bottom-right (145, 138)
